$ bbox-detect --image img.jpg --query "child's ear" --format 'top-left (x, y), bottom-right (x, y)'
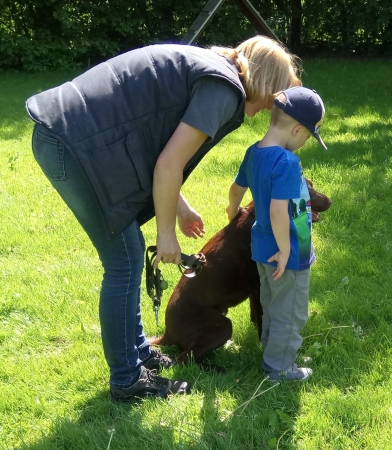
top-left (292, 123), bottom-right (302, 137)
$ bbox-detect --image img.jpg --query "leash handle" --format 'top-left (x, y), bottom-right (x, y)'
top-left (145, 246), bottom-right (168, 326)
top-left (145, 245), bottom-right (206, 325)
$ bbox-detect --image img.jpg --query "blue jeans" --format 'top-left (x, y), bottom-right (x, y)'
top-left (32, 124), bottom-right (151, 387)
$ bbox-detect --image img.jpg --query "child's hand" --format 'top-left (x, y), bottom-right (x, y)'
top-left (227, 183), bottom-right (247, 222)
top-left (267, 252), bottom-right (289, 280)
top-left (226, 205), bottom-right (239, 222)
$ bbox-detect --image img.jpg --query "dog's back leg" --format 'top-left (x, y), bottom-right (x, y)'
top-left (249, 288), bottom-right (263, 339)
top-left (177, 313), bottom-right (233, 372)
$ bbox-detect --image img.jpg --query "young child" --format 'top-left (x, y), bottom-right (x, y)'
top-left (226, 86), bottom-right (327, 382)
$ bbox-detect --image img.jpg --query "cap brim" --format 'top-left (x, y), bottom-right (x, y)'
top-left (313, 132), bottom-right (327, 150)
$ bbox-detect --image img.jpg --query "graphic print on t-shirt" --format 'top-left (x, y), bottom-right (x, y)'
top-left (289, 173), bottom-right (312, 263)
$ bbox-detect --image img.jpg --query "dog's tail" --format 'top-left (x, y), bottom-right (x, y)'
top-left (148, 334), bottom-right (173, 346)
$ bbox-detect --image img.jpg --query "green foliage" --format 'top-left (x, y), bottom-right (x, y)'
top-left (302, 0), bottom-right (392, 56)
top-left (0, 0), bottom-right (223, 71)
top-left (1, 0), bottom-right (391, 72)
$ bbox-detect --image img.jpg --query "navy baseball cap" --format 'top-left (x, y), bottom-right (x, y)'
top-left (274, 86), bottom-right (327, 150)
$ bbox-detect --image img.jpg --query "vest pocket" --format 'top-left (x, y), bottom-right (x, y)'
top-left (89, 128), bottom-right (153, 206)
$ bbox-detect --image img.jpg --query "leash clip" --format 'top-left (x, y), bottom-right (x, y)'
top-left (179, 252), bottom-right (206, 278)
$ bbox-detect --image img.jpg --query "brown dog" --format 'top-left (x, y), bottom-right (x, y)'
top-left (151, 180), bottom-right (332, 367)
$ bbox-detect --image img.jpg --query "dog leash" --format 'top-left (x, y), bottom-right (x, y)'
top-left (145, 245), bottom-right (206, 326)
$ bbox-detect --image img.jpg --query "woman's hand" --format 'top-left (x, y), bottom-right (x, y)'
top-left (177, 211), bottom-right (205, 238)
top-left (177, 193), bottom-right (205, 238)
top-left (153, 231), bottom-right (182, 269)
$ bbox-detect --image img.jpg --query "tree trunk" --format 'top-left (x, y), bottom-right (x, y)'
top-left (289, 0), bottom-right (302, 53)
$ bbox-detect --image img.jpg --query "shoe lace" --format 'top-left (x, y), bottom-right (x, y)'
top-left (151, 349), bottom-right (163, 359)
top-left (151, 349), bottom-right (173, 365)
top-left (145, 368), bottom-right (168, 388)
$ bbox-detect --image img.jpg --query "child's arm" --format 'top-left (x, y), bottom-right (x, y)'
top-left (226, 182), bottom-right (248, 222)
top-left (267, 199), bottom-right (290, 281)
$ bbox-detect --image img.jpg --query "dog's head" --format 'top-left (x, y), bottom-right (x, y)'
top-left (306, 178), bottom-right (332, 222)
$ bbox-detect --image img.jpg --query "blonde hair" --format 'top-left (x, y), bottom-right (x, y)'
top-left (212, 36), bottom-right (302, 105)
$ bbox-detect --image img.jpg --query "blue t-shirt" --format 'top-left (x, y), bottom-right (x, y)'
top-left (235, 142), bottom-right (315, 271)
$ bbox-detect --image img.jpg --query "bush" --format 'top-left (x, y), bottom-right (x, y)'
top-left (0, 0), bottom-right (391, 72)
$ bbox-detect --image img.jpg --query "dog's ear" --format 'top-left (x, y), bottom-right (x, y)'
top-left (305, 178), bottom-right (313, 188)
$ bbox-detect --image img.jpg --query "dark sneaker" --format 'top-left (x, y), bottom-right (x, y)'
top-left (143, 348), bottom-right (177, 372)
top-left (110, 366), bottom-right (190, 403)
top-left (265, 363), bottom-right (313, 383)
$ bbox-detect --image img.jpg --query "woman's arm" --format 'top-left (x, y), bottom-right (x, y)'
top-left (153, 121), bottom-right (208, 268)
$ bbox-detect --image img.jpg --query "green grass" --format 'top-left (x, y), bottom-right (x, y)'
top-left (1, 59), bottom-right (392, 449)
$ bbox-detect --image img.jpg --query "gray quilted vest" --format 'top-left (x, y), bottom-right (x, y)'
top-left (26, 44), bottom-right (246, 236)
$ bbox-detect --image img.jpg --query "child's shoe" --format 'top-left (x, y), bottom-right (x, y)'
top-left (265, 363), bottom-right (313, 383)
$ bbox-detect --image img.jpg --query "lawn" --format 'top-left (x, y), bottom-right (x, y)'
top-left (1, 59), bottom-right (392, 450)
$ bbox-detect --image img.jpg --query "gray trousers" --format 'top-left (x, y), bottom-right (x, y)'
top-left (256, 263), bottom-right (310, 372)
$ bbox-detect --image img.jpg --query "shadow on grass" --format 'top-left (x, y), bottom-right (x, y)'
top-left (17, 322), bottom-right (302, 450)
top-left (18, 391), bottom-right (178, 450)
top-left (195, 327), bottom-right (307, 449)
